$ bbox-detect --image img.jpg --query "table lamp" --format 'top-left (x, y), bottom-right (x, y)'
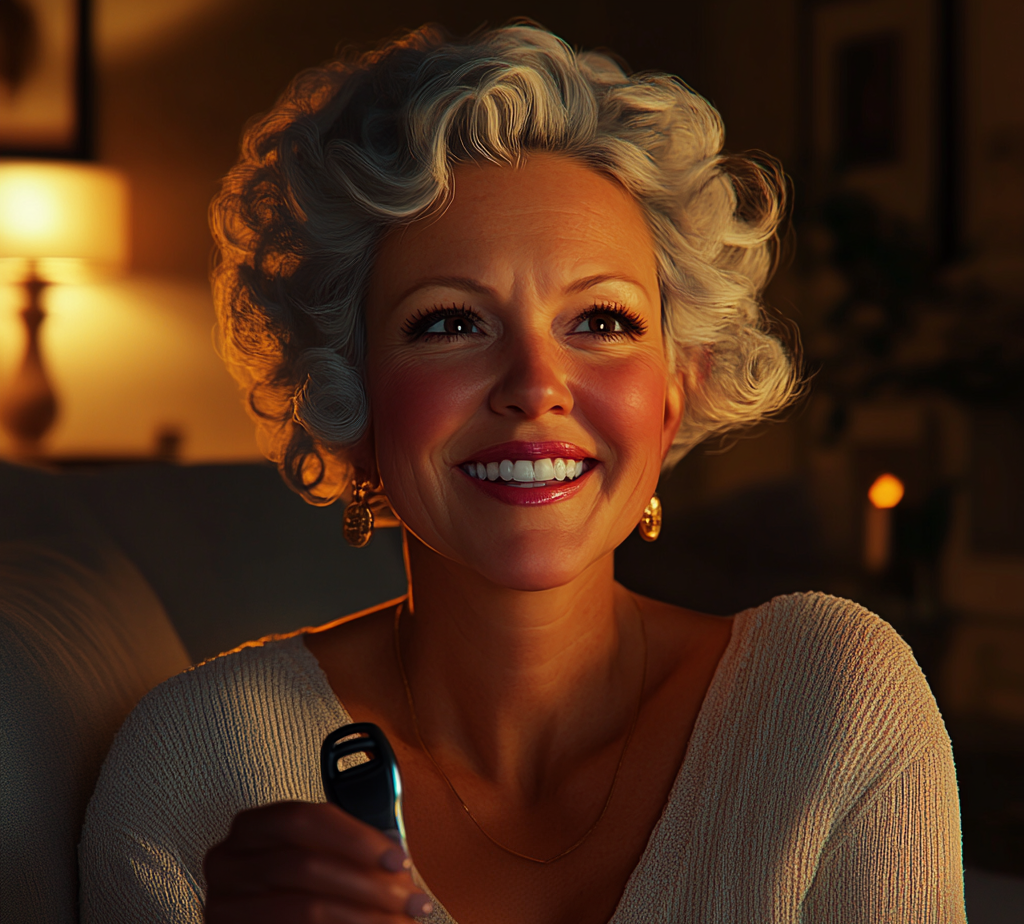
top-left (0, 161), bottom-right (128, 458)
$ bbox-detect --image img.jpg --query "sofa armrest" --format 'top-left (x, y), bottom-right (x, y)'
top-left (0, 538), bottom-right (191, 924)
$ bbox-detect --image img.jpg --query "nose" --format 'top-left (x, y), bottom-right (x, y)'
top-left (489, 328), bottom-right (574, 419)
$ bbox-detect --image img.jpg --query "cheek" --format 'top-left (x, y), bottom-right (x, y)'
top-left (367, 355), bottom-right (483, 466)
top-left (576, 357), bottom-right (668, 458)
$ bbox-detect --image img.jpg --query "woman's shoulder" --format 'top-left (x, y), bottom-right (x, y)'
top-left (134, 633), bottom-right (328, 725)
top-left (83, 633), bottom-right (347, 867)
top-left (738, 590), bottom-right (920, 680)
top-left (725, 591), bottom-right (950, 759)
top-left (97, 632), bottom-right (346, 793)
top-left (81, 634), bottom-right (348, 918)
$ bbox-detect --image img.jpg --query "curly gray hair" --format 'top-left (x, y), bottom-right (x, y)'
top-left (210, 22), bottom-right (801, 505)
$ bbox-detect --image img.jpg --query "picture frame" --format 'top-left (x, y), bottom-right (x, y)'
top-left (802, 0), bottom-right (938, 236)
top-left (0, 0), bottom-right (93, 159)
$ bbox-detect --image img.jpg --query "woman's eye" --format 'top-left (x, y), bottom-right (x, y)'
top-left (403, 307), bottom-right (484, 340)
top-left (424, 315), bottom-right (479, 335)
top-left (571, 305), bottom-right (646, 339)
top-left (574, 312), bottom-right (624, 334)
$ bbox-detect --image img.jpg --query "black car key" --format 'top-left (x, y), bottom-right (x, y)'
top-left (321, 723), bottom-right (409, 852)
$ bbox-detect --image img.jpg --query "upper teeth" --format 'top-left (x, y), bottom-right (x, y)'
top-left (462, 458), bottom-right (588, 483)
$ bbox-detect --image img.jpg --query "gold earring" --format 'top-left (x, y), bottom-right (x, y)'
top-left (638, 493), bottom-right (662, 542)
top-left (343, 478), bottom-right (374, 547)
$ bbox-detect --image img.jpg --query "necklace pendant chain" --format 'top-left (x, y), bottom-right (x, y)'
top-left (392, 598), bottom-right (648, 865)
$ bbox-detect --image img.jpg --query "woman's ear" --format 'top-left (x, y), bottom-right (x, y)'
top-left (343, 422), bottom-right (403, 527)
top-left (661, 366), bottom-right (685, 462)
top-left (343, 420), bottom-right (379, 488)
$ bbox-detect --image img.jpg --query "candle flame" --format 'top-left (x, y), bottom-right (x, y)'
top-left (868, 473), bottom-right (904, 510)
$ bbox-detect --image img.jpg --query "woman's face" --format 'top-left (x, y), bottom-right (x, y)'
top-left (364, 153), bottom-right (683, 591)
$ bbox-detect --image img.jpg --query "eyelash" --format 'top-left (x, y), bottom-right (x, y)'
top-left (402, 302), bottom-right (647, 341)
top-left (577, 302), bottom-right (648, 340)
top-left (402, 305), bottom-right (483, 342)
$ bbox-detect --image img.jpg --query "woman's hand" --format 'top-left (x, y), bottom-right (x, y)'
top-left (204, 801), bottom-right (433, 923)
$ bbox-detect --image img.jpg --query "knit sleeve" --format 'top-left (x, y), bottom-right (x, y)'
top-left (800, 740), bottom-right (967, 923)
top-left (79, 820), bottom-right (205, 924)
top-left (78, 697), bottom-right (207, 924)
top-left (78, 636), bottom-right (344, 924)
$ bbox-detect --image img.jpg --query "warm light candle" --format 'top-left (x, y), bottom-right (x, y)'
top-left (864, 473), bottom-right (905, 574)
top-left (868, 473), bottom-right (905, 510)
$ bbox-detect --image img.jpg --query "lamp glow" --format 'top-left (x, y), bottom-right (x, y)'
top-left (4, 182), bottom-right (60, 239)
top-left (0, 161), bottom-right (130, 457)
top-left (0, 161), bottom-right (129, 281)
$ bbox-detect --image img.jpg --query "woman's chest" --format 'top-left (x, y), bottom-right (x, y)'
top-left (305, 608), bottom-right (733, 923)
top-left (387, 650), bottom-right (721, 924)
top-left (396, 739), bottom-right (681, 924)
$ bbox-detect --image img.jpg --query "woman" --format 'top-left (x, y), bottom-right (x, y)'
top-left (80, 22), bottom-right (966, 923)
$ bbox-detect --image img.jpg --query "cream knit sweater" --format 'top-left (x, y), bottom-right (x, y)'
top-left (79, 592), bottom-right (967, 922)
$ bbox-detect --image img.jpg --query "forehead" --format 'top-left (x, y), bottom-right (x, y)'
top-left (369, 153), bottom-right (658, 304)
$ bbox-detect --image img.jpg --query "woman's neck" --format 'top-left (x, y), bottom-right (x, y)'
top-left (399, 530), bottom-right (646, 795)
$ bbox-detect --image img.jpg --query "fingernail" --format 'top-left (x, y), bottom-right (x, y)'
top-left (405, 893), bottom-right (434, 917)
top-left (380, 846), bottom-right (412, 872)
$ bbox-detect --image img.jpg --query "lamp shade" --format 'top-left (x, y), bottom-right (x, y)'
top-left (0, 161), bottom-right (129, 280)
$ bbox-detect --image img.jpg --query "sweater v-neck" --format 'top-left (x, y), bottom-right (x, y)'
top-left (295, 606), bottom-right (751, 924)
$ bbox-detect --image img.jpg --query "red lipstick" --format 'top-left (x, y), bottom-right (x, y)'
top-left (460, 467), bottom-right (595, 505)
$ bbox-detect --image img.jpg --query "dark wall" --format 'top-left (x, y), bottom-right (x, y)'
top-left (97, 0), bottom-right (798, 280)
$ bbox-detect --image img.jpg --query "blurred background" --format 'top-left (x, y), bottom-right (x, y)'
top-left (1, 0), bottom-right (1022, 914)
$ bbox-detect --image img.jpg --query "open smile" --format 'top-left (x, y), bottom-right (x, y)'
top-left (460, 456), bottom-right (590, 484)
top-left (454, 441), bottom-right (598, 506)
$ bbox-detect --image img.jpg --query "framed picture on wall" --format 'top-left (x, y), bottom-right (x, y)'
top-left (834, 31), bottom-right (902, 169)
top-left (0, 0), bottom-right (92, 158)
top-left (807, 0), bottom-right (936, 235)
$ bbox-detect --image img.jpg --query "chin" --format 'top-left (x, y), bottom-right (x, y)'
top-left (403, 514), bottom-right (625, 592)
top-left (478, 565), bottom-right (584, 593)
top-left (462, 536), bottom-right (609, 592)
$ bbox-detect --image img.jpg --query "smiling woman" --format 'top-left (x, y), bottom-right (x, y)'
top-left (361, 156), bottom-right (678, 592)
top-left (79, 21), bottom-right (966, 924)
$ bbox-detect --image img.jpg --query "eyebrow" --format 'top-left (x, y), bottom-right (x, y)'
top-left (396, 272), bottom-right (651, 304)
top-left (563, 273), bottom-right (650, 298)
top-left (396, 275), bottom-right (496, 304)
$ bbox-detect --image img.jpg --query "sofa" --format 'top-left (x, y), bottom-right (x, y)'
top-left (0, 458), bottom-right (407, 924)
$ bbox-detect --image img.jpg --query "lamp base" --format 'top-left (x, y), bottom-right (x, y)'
top-left (0, 269), bottom-right (58, 459)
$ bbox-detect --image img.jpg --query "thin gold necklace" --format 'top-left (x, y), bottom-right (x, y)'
top-left (392, 599), bottom-right (647, 865)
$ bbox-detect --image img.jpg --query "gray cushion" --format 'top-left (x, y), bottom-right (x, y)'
top-left (0, 459), bottom-right (110, 550)
top-left (65, 462), bottom-right (408, 662)
top-left (0, 459), bottom-right (408, 663)
top-left (0, 539), bottom-right (191, 924)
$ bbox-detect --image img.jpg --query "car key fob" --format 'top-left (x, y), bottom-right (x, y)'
top-left (321, 723), bottom-right (408, 852)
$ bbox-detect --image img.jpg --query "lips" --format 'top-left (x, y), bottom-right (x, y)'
top-left (457, 441), bottom-right (593, 465)
top-left (458, 463), bottom-right (595, 505)
top-left (452, 441), bottom-right (599, 506)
